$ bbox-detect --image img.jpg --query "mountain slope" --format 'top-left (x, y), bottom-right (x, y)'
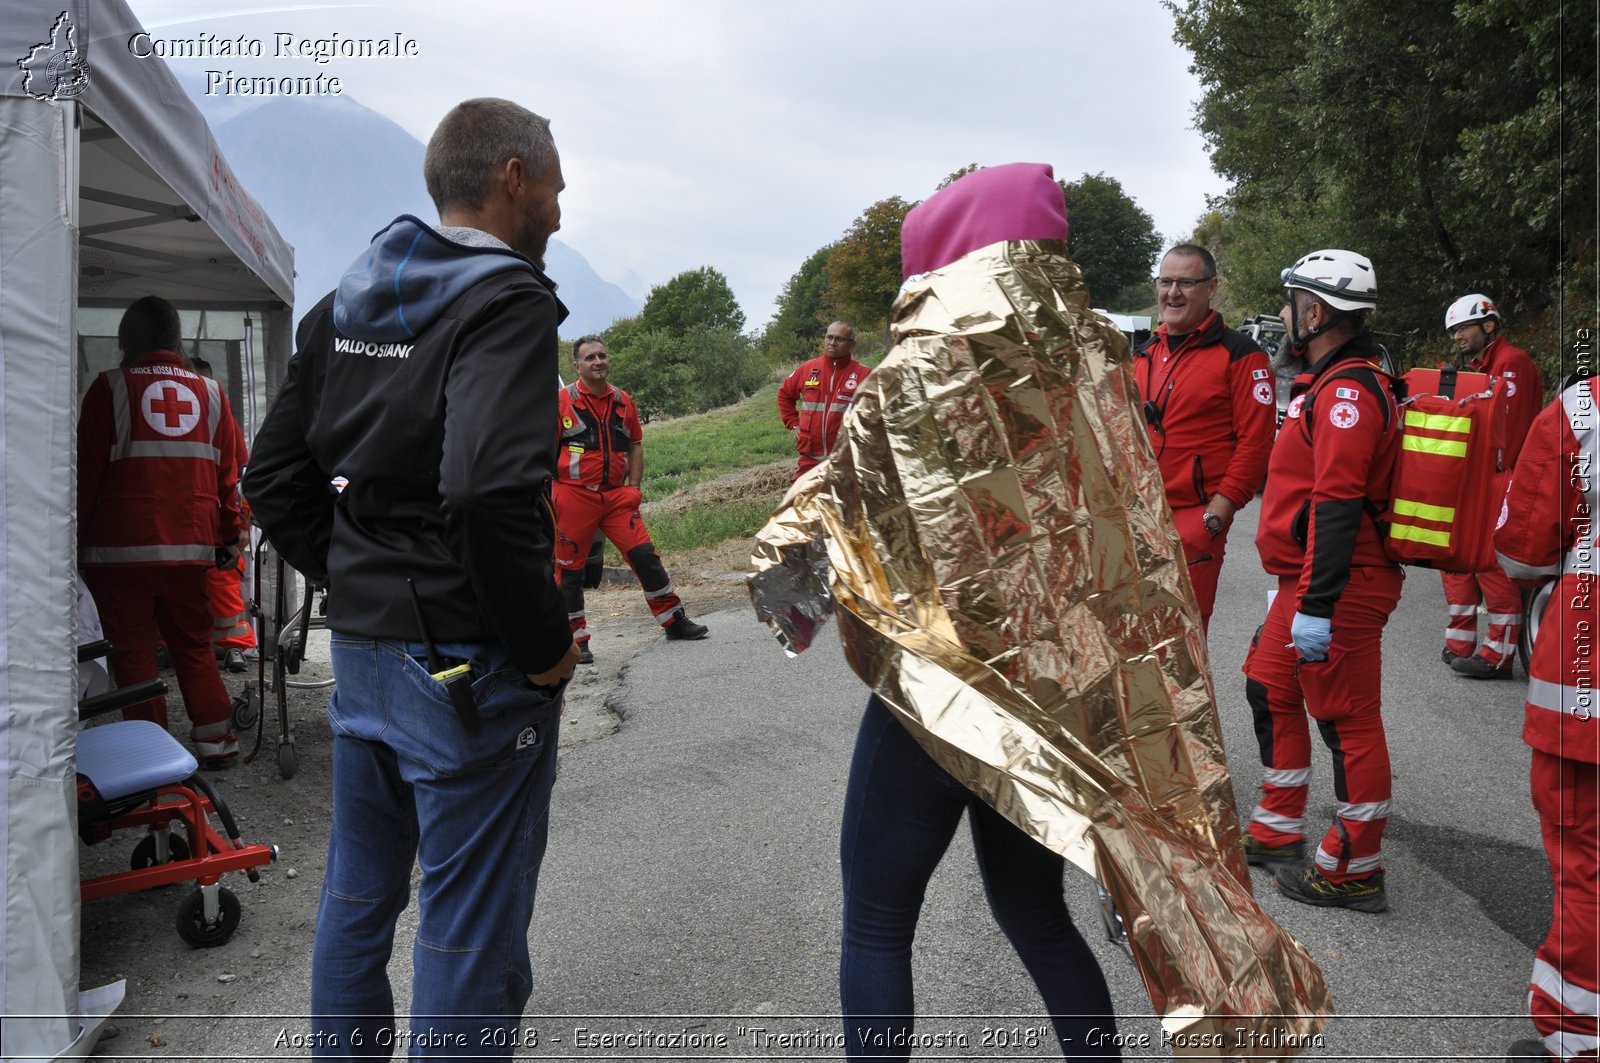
top-left (187, 85), bottom-right (638, 335)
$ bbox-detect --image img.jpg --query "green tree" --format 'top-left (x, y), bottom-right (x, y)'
top-left (1168, 0), bottom-right (1595, 365)
top-left (608, 325), bottom-right (763, 420)
top-left (762, 243), bottom-right (835, 365)
top-left (823, 195), bottom-right (913, 334)
top-left (937, 163), bottom-right (981, 190)
top-left (1059, 172), bottom-right (1163, 304)
top-left (638, 266), bottom-right (746, 336)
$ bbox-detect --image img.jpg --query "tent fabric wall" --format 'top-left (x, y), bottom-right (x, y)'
top-left (3, 3), bottom-right (295, 1057)
top-left (0, 95), bottom-right (86, 1061)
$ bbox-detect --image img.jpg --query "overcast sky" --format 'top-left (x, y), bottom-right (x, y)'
top-left (127, 0), bottom-right (1228, 324)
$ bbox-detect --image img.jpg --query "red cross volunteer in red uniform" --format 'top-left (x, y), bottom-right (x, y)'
top-left (1241, 249), bottom-right (1404, 914)
top-left (1440, 293), bottom-right (1546, 679)
top-left (78, 296), bottom-right (243, 766)
top-left (1135, 243), bottom-right (1276, 630)
top-left (1496, 375), bottom-right (1600, 1062)
top-left (777, 321), bottom-right (869, 481)
top-left (553, 337), bottom-right (708, 663)
top-left (191, 357), bottom-right (256, 672)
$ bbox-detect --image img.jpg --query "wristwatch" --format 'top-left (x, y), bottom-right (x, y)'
top-left (1202, 511), bottom-right (1225, 536)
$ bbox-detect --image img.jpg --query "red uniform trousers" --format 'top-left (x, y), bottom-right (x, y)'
top-left (1173, 504), bottom-right (1230, 631)
top-left (207, 563), bottom-right (257, 651)
top-left (1529, 750), bottom-right (1600, 1060)
top-left (1244, 567), bottom-right (1402, 882)
top-left (1441, 567), bottom-right (1522, 666)
top-left (552, 481), bottom-right (682, 645)
top-left (83, 565), bottom-right (233, 741)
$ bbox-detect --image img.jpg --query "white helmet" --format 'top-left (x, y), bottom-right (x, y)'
top-left (1280, 249), bottom-right (1378, 311)
top-left (1445, 293), bottom-right (1498, 330)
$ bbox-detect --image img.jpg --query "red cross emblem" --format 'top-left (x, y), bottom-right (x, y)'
top-left (140, 380), bottom-right (202, 437)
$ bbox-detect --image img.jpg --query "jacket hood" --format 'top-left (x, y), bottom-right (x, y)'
top-left (333, 215), bottom-right (559, 342)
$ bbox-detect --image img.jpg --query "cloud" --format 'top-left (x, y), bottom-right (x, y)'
top-left (129, 0), bottom-right (1227, 323)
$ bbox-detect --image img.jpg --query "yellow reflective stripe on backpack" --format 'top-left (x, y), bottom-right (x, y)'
top-left (1390, 523), bottom-right (1452, 547)
top-left (1402, 434), bottom-right (1470, 458)
top-left (1391, 498), bottom-right (1456, 523)
top-left (1403, 410), bottom-right (1473, 434)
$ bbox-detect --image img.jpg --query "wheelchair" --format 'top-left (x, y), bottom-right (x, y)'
top-left (76, 640), bottom-right (277, 947)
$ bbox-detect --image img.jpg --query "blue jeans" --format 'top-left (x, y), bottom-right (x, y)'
top-left (840, 696), bottom-right (1119, 1060)
top-left (311, 636), bottom-right (564, 1060)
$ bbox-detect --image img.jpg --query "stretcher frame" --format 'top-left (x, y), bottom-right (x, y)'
top-left (232, 531), bottom-right (333, 779)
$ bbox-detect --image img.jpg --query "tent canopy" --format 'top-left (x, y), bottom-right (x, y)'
top-left (5, 0), bottom-right (294, 309)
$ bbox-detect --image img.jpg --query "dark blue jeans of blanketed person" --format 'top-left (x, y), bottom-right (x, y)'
top-left (840, 696), bottom-right (1119, 1061)
top-left (311, 636), bottom-right (563, 1061)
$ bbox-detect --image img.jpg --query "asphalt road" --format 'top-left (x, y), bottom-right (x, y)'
top-left (84, 505), bottom-right (1548, 1060)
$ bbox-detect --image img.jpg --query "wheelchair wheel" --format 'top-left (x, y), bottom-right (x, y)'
top-left (230, 689), bottom-right (260, 732)
top-left (176, 886), bottom-right (241, 948)
top-left (131, 834), bottom-right (191, 870)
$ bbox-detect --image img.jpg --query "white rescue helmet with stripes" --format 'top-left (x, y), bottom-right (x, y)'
top-left (1445, 293), bottom-right (1499, 330)
top-left (1281, 249), bottom-right (1378, 312)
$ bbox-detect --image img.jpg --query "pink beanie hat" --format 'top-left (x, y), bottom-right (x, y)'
top-left (900, 163), bottom-right (1068, 279)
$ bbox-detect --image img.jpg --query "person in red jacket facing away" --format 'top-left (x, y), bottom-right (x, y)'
top-left (1241, 249), bottom-right (1404, 914)
top-left (777, 321), bottom-right (869, 481)
top-left (191, 357), bottom-right (257, 673)
top-left (553, 336), bottom-right (708, 663)
top-left (1495, 375), bottom-right (1599, 1062)
top-left (78, 296), bottom-right (243, 767)
top-left (1134, 244), bottom-right (1276, 630)
top-left (1441, 293), bottom-right (1546, 679)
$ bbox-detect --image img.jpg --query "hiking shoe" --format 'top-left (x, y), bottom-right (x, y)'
top-left (155, 645), bottom-right (173, 670)
top-left (1504, 1039), bottom-right (1553, 1061)
top-left (1275, 865), bottom-right (1387, 913)
top-left (1452, 654), bottom-right (1514, 679)
top-left (577, 643), bottom-right (594, 665)
top-left (223, 649), bottom-right (248, 673)
top-left (1243, 834), bottom-right (1305, 870)
top-left (1442, 647), bottom-right (1468, 666)
top-left (664, 612), bottom-right (709, 641)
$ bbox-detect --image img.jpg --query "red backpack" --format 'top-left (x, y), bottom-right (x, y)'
top-left (1381, 365), bottom-right (1507, 572)
top-left (1303, 363), bottom-right (1506, 572)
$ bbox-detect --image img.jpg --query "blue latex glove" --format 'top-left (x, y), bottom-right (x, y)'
top-left (1291, 611), bottom-right (1332, 662)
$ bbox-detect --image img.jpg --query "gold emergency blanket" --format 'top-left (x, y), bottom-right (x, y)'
top-left (749, 240), bottom-right (1330, 1057)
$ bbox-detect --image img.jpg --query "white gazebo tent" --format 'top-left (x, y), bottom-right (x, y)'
top-left (1, 2), bottom-right (293, 1057)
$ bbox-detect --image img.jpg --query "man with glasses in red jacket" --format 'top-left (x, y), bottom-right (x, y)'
top-left (778, 321), bottom-right (870, 481)
top-left (1134, 244), bottom-right (1276, 631)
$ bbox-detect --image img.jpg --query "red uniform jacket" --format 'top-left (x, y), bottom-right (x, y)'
top-left (1495, 377), bottom-right (1600, 765)
top-left (78, 351), bottom-right (242, 566)
top-left (556, 382), bottom-right (642, 487)
top-left (1135, 311), bottom-right (1276, 510)
top-left (1256, 333), bottom-right (1402, 618)
top-left (777, 354), bottom-right (869, 469)
top-left (1467, 335), bottom-right (1544, 469)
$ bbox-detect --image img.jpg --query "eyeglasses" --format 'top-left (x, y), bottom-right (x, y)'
top-left (824, 334), bottom-right (853, 343)
top-left (1155, 277), bottom-right (1214, 291)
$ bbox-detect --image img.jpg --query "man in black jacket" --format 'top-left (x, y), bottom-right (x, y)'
top-left (244, 97), bottom-right (579, 1059)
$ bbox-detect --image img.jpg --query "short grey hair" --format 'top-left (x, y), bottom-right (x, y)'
top-left (1162, 243), bottom-right (1217, 279)
top-left (827, 320), bottom-right (856, 340)
top-left (424, 98), bottom-right (556, 214)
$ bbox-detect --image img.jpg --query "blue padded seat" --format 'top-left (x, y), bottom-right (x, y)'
top-left (77, 720), bottom-right (198, 801)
